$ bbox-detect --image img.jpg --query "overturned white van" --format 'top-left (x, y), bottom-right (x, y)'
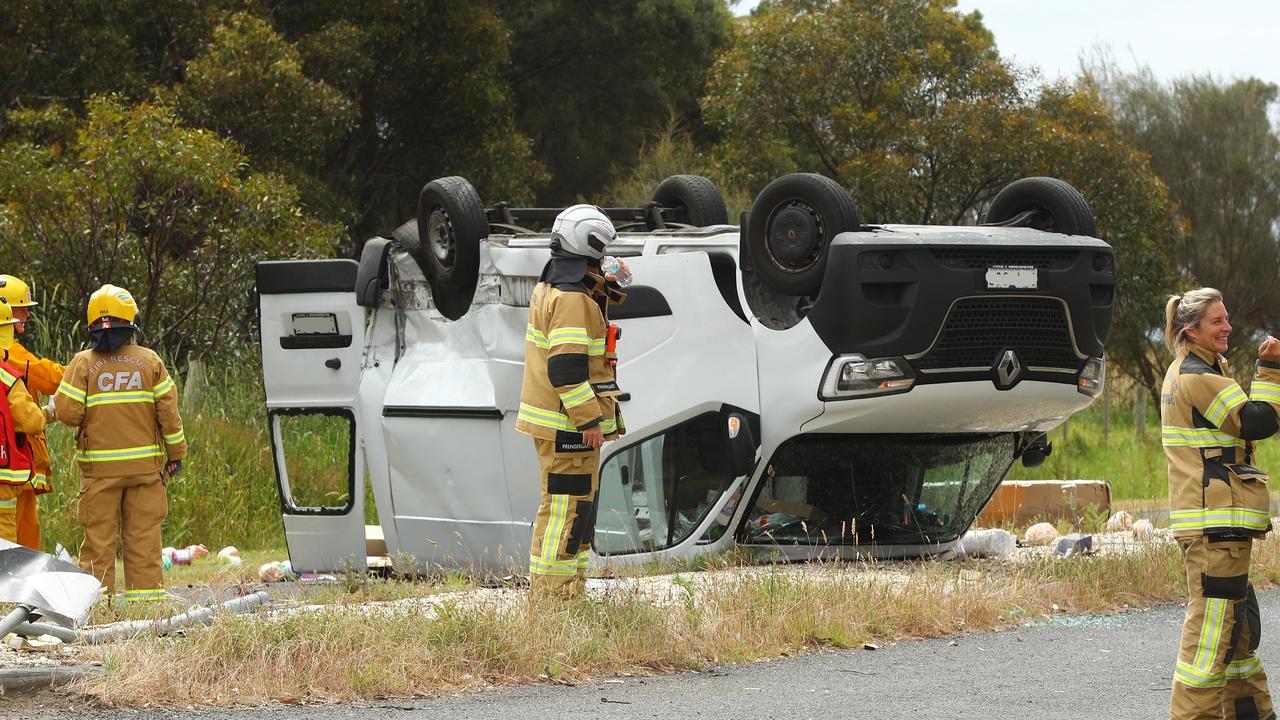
top-left (257, 173), bottom-right (1112, 573)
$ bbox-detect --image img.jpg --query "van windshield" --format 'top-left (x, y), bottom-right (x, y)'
top-left (740, 434), bottom-right (1015, 547)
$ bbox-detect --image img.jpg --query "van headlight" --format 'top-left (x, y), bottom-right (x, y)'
top-left (820, 355), bottom-right (916, 400)
top-left (1078, 356), bottom-right (1104, 396)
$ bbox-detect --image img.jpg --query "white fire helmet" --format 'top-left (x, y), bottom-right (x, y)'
top-left (550, 204), bottom-right (617, 260)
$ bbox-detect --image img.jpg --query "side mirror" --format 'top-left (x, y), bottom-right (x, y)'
top-left (1020, 436), bottom-right (1053, 469)
top-left (726, 412), bottom-right (757, 478)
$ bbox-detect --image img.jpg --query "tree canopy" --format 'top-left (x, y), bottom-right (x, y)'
top-left (702, 0), bottom-right (1180, 382)
top-left (0, 97), bottom-right (343, 361)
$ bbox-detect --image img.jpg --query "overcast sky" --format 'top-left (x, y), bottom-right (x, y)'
top-left (732, 1), bottom-right (1280, 88)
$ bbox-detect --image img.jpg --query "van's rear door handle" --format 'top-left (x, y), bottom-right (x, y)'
top-left (325, 358), bottom-right (342, 370)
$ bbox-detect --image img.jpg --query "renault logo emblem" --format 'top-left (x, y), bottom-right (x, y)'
top-left (994, 349), bottom-right (1023, 390)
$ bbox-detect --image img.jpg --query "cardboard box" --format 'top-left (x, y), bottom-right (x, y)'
top-left (365, 524), bottom-right (387, 557)
top-left (977, 480), bottom-right (1111, 526)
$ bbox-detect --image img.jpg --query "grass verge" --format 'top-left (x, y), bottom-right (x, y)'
top-left (73, 533), bottom-right (1258, 707)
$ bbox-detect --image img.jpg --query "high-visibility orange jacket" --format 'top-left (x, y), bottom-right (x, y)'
top-left (1161, 344), bottom-right (1280, 538)
top-left (4, 342), bottom-right (64, 493)
top-left (54, 341), bottom-right (186, 478)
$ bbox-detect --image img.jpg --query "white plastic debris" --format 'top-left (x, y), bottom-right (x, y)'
top-left (1024, 522), bottom-right (1060, 546)
top-left (957, 528), bottom-right (1016, 558)
top-left (1105, 510), bottom-right (1134, 532)
top-left (217, 546), bottom-right (241, 564)
top-left (1132, 518), bottom-right (1155, 541)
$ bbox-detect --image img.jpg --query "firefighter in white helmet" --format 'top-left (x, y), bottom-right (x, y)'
top-left (0, 275), bottom-right (64, 550)
top-left (1161, 288), bottom-right (1280, 720)
top-left (54, 285), bottom-right (187, 601)
top-left (516, 204), bottom-right (630, 596)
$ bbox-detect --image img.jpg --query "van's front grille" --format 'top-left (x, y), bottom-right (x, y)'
top-left (931, 248), bottom-right (1079, 270)
top-left (914, 297), bottom-right (1080, 371)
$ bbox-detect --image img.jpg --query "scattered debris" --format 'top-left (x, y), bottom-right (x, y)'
top-left (163, 545), bottom-right (210, 566)
top-left (1054, 534), bottom-right (1093, 556)
top-left (1131, 518), bottom-right (1155, 542)
top-left (957, 528), bottom-right (1016, 558)
top-left (259, 561), bottom-right (295, 583)
top-left (1023, 522), bottom-right (1060, 546)
top-left (1105, 510), bottom-right (1134, 532)
top-left (217, 547), bottom-right (241, 566)
top-left (863, 643), bottom-right (880, 650)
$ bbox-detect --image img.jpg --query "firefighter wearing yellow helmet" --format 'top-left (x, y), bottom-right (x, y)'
top-left (54, 284), bottom-right (187, 601)
top-left (0, 275), bottom-right (65, 549)
top-left (0, 297), bottom-right (45, 543)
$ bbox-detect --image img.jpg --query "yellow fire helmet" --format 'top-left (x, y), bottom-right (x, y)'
top-left (0, 298), bottom-right (17, 350)
top-left (86, 283), bottom-right (139, 330)
top-left (0, 275), bottom-right (37, 308)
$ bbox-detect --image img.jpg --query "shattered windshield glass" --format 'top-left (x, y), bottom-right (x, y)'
top-left (740, 433), bottom-right (1015, 547)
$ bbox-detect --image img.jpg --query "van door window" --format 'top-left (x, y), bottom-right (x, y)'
top-left (271, 409), bottom-right (356, 514)
top-left (595, 412), bottom-right (732, 555)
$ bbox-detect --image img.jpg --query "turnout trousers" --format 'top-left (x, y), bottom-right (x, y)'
top-left (77, 473), bottom-right (167, 600)
top-left (1171, 536), bottom-right (1275, 720)
top-left (16, 487), bottom-right (38, 550)
top-left (0, 483), bottom-right (20, 543)
top-left (528, 437), bottom-right (599, 597)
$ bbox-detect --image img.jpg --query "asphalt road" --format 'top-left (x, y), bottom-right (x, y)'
top-left (12, 590), bottom-right (1280, 720)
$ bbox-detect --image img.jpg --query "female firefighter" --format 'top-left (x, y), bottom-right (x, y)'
top-left (1162, 287), bottom-right (1280, 720)
top-left (54, 285), bottom-right (186, 602)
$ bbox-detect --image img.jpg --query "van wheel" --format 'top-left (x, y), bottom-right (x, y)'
top-left (414, 176), bottom-right (488, 320)
top-left (745, 173), bottom-right (859, 296)
top-left (982, 177), bottom-right (1096, 237)
top-left (651, 175), bottom-right (728, 228)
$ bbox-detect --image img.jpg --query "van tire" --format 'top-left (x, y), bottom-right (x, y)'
top-left (651, 175), bottom-right (728, 228)
top-left (414, 176), bottom-right (488, 320)
top-left (982, 177), bottom-right (1096, 237)
top-left (745, 173), bottom-right (859, 296)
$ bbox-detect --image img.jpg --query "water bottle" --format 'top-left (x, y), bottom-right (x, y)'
top-left (601, 256), bottom-right (633, 288)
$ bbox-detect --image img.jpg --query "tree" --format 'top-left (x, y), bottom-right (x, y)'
top-left (701, 0), bottom-right (1180, 384)
top-left (500, 0), bottom-right (734, 204)
top-left (1088, 62), bottom-right (1280, 373)
top-left (164, 12), bottom-right (359, 226)
top-left (270, 1), bottom-right (546, 242)
top-left (0, 1), bottom-right (227, 120)
top-left (0, 96), bottom-right (344, 361)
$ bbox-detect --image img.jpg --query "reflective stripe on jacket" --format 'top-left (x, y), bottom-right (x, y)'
top-left (1161, 345), bottom-right (1280, 538)
top-left (5, 342), bottom-right (64, 494)
top-left (54, 342), bottom-right (187, 478)
top-left (0, 362), bottom-right (41, 486)
top-left (516, 276), bottom-right (625, 442)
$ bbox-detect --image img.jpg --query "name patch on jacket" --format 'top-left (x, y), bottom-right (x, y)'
top-left (555, 430), bottom-right (593, 453)
top-left (591, 380), bottom-right (621, 397)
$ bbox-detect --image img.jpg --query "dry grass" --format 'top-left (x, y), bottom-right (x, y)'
top-left (70, 534), bottom-right (1223, 708)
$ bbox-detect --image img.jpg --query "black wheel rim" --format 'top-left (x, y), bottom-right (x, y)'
top-left (765, 200), bottom-right (825, 273)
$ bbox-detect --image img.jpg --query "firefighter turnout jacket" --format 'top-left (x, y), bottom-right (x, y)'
top-left (5, 342), bottom-right (64, 493)
top-left (0, 362), bottom-right (43, 486)
top-left (54, 342), bottom-right (186, 477)
top-left (1161, 345), bottom-right (1280, 538)
top-left (516, 273), bottom-right (625, 443)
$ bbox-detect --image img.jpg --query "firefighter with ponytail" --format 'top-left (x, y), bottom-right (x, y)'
top-left (54, 285), bottom-right (186, 601)
top-left (0, 297), bottom-right (44, 543)
top-left (1162, 288), bottom-right (1280, 719)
